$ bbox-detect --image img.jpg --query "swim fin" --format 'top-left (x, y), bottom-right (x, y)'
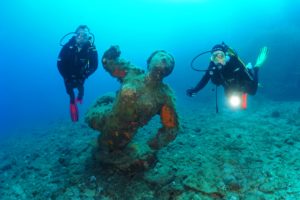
top-left (70, 103), bottom-right (79, 122)
top-left (255, 46), bottom-right (268, 68)
top-left (241, 93), bottom-right (248, 109)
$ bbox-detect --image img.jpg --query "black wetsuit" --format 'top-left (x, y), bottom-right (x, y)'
top-left (191, 54), bottom-right (259, 96)
top-left (57, 37), bottom-right (98, 103)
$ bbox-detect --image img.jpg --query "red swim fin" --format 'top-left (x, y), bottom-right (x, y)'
top-left (70, 103), bottom-right (79, 122)
top-left (241, 93), bottom-right (247, 109)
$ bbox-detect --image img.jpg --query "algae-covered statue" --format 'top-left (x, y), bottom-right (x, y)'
top-left (85, 45), bottom-right (179, 172)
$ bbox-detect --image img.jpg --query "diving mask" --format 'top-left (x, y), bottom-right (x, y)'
top-left (211, 50), bottom-right (226, 65)
top-left (75, 29), bottom-right (90, 46)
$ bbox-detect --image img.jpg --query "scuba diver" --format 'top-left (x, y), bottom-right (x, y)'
top-left (57, 25), bottom-right (98, 122)
top-left (186, 42), bottom-right (268, 110)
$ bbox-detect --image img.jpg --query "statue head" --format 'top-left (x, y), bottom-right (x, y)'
top-left (146, 50), bottom-right (175, 81)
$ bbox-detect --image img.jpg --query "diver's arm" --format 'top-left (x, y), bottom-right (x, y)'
top-left (85, 45), bottom-right (98, 77)
top-left (193, 70), bottom-right (210, 92)
top-left (186, 71), bottom-right (210, 96)
top-left (102, 45), bottom-right (136, 79)
top-left (57, 45), bottom-right (69, 79)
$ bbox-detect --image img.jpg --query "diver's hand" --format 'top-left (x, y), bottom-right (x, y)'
top-left (255, 46), bottom-right (268, 68)
top-left (186, 88), bottom-right (196, 97)
top-left (103, 45), bottom-right (121, 60)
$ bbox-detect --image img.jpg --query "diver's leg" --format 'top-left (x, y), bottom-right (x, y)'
top-left (65, 80), bottom-right (78, 122)
top-left (244, 66), bottom-right (259, 95)
top-left (246, 68), bottom-right (259, 95)
top-left (254, 67), bottom-right (259, 84)
top-left (77, 81), bottom-right (84, 104)
top-left (64, 80), bottom-right (76, 103)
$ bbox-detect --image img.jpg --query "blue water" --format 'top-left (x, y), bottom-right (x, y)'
top-left (0, 0), bottom-right (299, 134)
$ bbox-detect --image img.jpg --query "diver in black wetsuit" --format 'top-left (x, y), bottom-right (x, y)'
top-left (186, 43), bottom-right (268, 108)
top-left (57, 25), bottom-right (98, 122)
top-left (186, 43), bottom-right (268, 109)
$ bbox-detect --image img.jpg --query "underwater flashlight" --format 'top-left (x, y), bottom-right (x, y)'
top-left (227, 92), bottom-right (248, 109)
top-left (228, 94), bottom-right (241, 108)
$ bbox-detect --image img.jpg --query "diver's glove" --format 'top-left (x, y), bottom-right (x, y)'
top-left (255, 46), bottom-right (268, 68)
top-left (186, 88), bottom-right (196, 97)
top-left (103, 45), bottom-right (121, 60)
